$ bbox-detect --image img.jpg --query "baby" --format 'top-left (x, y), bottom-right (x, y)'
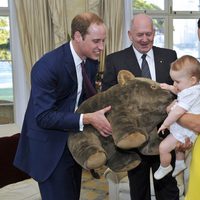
top-left (154, 55), bottom-right (200, 180)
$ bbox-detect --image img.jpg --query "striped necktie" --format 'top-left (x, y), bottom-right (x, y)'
top-left (141, 54), bottom-right (151, 79)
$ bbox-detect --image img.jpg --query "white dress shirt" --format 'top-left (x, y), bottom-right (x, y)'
top-left (132, 46), bottom-right (156, 81)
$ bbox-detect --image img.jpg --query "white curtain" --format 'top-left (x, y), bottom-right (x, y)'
top-left (122, 0), bottom-right (132, 49)
top-left (86, 0), bottom-right (126, 71)
top-left (48, 0), bottom-right (86, 47)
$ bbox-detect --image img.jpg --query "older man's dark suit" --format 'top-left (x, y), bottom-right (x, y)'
top-left (102, 46), bottom-right (179, 200)
top-left (14, 42), bottom-right (98, 200)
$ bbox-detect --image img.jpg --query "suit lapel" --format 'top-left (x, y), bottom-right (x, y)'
top-left (63, 43), bottom-right (77, 83)
top-left (153, 46), bottom-right (166, 82)
top-left (124, 46), bottom-right (142, 77)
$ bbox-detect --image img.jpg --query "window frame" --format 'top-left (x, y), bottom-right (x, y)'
top-left (0, 0), bottom-right (29, 136)
top-left (132, 0), bottom-right (200, 55)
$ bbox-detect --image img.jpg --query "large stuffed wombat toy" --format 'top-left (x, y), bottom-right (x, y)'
top-left (68, 70), bottom-right (173, 172)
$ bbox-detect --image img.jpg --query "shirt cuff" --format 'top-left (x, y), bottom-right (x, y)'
top-left (79, 114), bottom-right (84, 131)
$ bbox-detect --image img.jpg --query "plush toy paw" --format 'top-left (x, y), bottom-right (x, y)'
top-left (115, 131), bottom-right (148, 149)
top-left (85, 151), bottom-right (107, 169)
top-left (106, 150), bottom-right (141, 172)
top-left (68, 130), bottom-right (107, 170)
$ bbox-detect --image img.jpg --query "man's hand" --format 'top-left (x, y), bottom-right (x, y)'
top-left (176, 137), bottom-right (192, 152)
top-left (83, 106), bottom-right (112, 137)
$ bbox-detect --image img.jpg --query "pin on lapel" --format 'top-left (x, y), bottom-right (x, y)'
top-left (160, 60), bottom-right (163, 63)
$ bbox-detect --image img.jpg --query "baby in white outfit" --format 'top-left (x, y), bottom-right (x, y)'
top-left (154, 55), bottom-right (200, 180)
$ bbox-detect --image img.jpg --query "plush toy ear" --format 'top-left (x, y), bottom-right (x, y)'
top-left (117, 70), bottom-right (135, 85)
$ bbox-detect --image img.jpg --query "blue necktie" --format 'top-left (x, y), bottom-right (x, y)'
top-left (141, 54), bottom-right (151, 79)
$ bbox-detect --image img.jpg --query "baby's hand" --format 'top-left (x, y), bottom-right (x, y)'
top-left (157, 124), bottom-right (168, 134)
top-left (160, 83), bottom-right (170, 90)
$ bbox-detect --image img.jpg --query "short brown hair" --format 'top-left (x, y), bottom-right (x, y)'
top-left (171, 55), bottom-right (200, 80)
top-left (71, 12), bottom-right (104, 39)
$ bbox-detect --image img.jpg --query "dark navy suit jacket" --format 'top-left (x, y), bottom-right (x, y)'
top-left (102, 45), bottom-right (177, 90)
top-left (14, 42), bottom-right (98, 182)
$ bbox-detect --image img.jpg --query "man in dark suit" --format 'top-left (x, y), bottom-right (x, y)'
top-left (14, 12), bottom-right (112, 200)
top-left (102, 14), bottom-right (179, 200)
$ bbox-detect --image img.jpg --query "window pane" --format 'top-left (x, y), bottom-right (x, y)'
top-left (0, 17), bottom-right (11, 61)
top-left (0, 16), bottom-right (14, 124)
top-left (173, 0), bottom-right (200, 11)
top-left (153, 18), bottom-right (165, 47)
top-left (133, 0), bottom-right (164, 10)
top-left (0, 61), bottom-right (13, 101)
top-left (173, 19), bottom-right (199, 58)
top-left (0, 0), bottom-right (8, 7)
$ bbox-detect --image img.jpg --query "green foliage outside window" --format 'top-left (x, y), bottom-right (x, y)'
top-left (132, 0), bottom-right (163, 33)
top-left (133, 0), bottom-right (161, 10)
top-left (0, 17), bottom-right (11, 60)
